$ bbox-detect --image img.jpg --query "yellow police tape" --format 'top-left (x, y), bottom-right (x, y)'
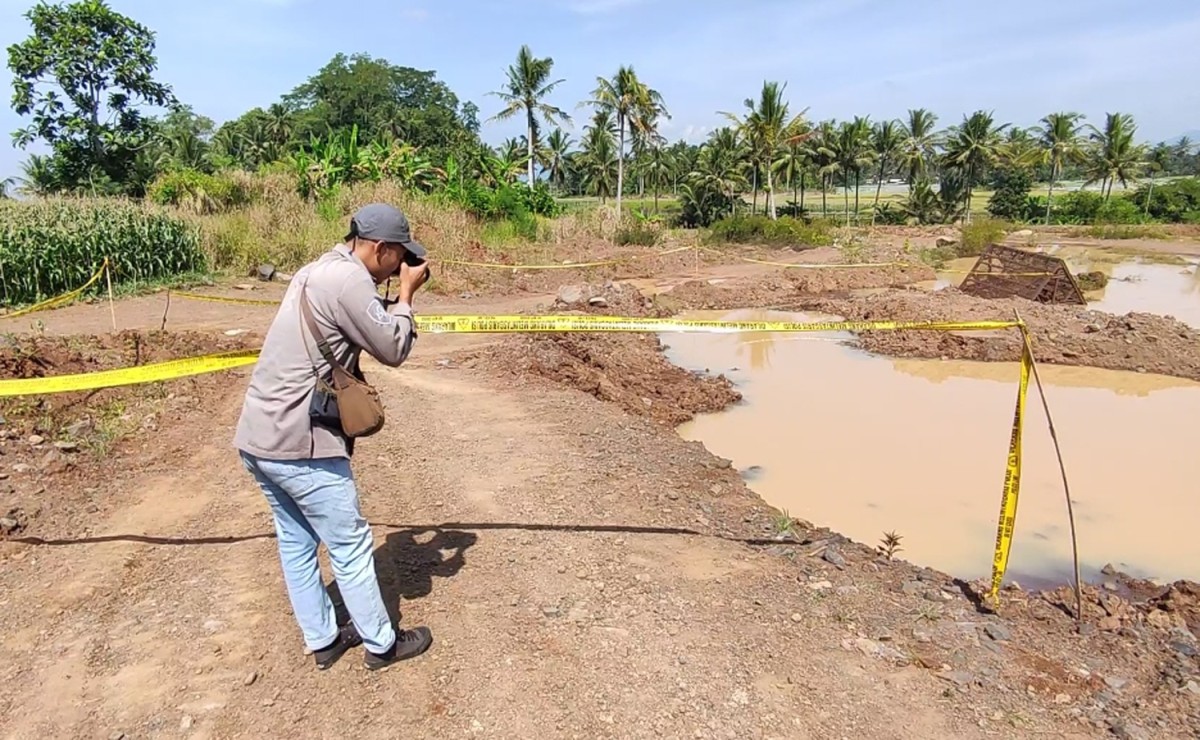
top-left (170, 291), bottom-right (281, 307)
top-left (0, 311), bottom-right (1030, 607)
top-left (989, 329), bottom-right (1031, 608)
top-left (2, 259), bottom-right (109, 319)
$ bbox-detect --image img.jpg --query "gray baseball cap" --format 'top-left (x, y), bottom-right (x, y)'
top-left (345, 203), bottom-right (427, 258)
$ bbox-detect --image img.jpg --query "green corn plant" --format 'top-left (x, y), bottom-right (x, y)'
top-left (0, 198), bottom-right (206, 309)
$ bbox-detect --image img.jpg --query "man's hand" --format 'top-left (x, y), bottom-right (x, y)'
top-left (397, 261), bottom-right (429, 304)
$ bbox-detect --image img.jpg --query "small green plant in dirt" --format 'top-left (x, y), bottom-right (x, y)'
top-left (877, 530), bottom-right (904, 560)
top-left (83, 399), bottom-right (134, 458)
top-left (771, 509), bottom-right (796, 537)
top-left (0, 198), bottom-right (206, 307)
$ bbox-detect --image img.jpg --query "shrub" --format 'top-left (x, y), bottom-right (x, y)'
top-left (959, 217), bottom-right (1009, 257)
top-left (0, 198), bottom-right (206, 306)
top-left (147, 169), bottom-right (249, 214)
top-left (986, 167), bottom-right (1035, 222)
top-left (615, 222), bottom-right (660, 246)
top-left (707, 215), bottom-right (833, 248)
top-left (1094, 196), bottom-right (1147, 225)
top-left (1131, 177), bottom-right (1200, 223)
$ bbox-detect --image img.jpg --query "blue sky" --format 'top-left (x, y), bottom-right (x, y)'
top-left (2, 0), bottom-right (1199, 182)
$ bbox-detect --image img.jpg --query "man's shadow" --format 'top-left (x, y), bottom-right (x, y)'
top-left (326, 527), bottom-right (477, 625)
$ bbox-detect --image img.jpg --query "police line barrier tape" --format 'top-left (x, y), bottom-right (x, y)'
top-left (0, 313), bottom-right (1033, 605)
top-left (3, 259), bottom-right (109, 319)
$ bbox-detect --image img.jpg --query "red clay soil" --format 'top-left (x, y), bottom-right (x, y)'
top-left (795, 288), bottom-right (1200, 381)
top-left (457, 332), bottom-right (741, 426)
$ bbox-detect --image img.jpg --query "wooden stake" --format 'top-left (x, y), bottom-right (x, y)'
top-left (160, 290), bottom-right (172, 331)
top-left (1015, 309), bottom-right (1083, 621)
top-left (104, 258), bottom-right (116, 332)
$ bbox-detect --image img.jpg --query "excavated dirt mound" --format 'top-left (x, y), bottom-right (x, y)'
top-left (457, 332), bottom-right (741, 426)
top-left (0, 329), bottom-right (261, 540)
top-left (796, 288), bottom-right (1200, 381)
top-left (548, 280), bottom-right (675, 318)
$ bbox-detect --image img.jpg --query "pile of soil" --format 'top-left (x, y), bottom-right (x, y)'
top-left (457, 332), bottom-right (741, 426)
top-left (795, 288), bottom-right (1200, 381)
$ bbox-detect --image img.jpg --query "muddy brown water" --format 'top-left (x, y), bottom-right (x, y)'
top-left (931, 247), bottom-right (1200, 329)
top-left (663, 308), bottom-right (1200, 587)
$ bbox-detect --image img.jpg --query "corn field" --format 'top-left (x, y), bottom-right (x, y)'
top-left (0, 198), bottom-right (207, 308)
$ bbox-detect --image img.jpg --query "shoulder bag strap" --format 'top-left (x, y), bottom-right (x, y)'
top-left (298, 280), bottom-right (345, 374)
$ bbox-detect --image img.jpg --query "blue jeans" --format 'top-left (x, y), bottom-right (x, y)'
top-left (239, 451), bottom-right (396, 654)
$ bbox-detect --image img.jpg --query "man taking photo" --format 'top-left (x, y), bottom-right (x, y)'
top-left (233, 203), bottom-right (434, 671)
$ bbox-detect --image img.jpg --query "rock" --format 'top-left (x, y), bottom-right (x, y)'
top-left (1012, 229), bottom-right (1034, 238)
top-left (109, 733), bottom-right (126, 740)
top-left (935, 670), bottom-right (975, 687)
top-left (935, 236), bottom-right (958, 248)
top-left (180, 715), bottom-right (193, 731)
top-left (541, 605), bottom-right (561, 618)
top-left (63, 419), bottom-right (91, 437)
top-left (1170, 641), bottom-right (1198, 658)
top-left (822, 548), bottom-right (846, 569)
top-left (1145, 609), bottom-right (1181, 630)
top-left (587, 296), bottom-right (609, 308)
top-left (901, 581), bottom-right (923, 595)
top-left (233, 283), bottom-right (257, 291)
top-left (10, 464), bottom-right (30, 474)
top-left (556, 286), bottom-right (584, 305)
top-left (0, 516), bottom-right (20, 534)
top-left (53, 440), bottom-right (78, 452)
top-left (256, 264), bottom-right (277, 282)
top-left (1076, 623), bottom-right (1097, 637)
top-left (1098, 616), bottom-right (1121, 632)
top-left (790, 613), bottom-right (803, 623)
top-left (807, 580), bottom-right (832, 591)
top-left (1183, 680), bottom-right (1200, 696)
top-left (243, 671), bottom-right (258, 686)
top-left (984, 623), bottom-right (1012, 641)
top-left (1085, 323), bottom-right (1103, 333)
top-left (1054, 693), bottom-right (1071, 704)
top-left (27, 434), bottom-right (44, 446)
top-left (1104, 676), bottom-right (1128, 690)
top-left (1110, 720), bottom-right (1150, 740)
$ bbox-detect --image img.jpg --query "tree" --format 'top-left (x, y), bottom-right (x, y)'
top-left (284, 53), bottom-right (477, 163)
top-left (900, 108), bottom-right (939, 190)
top-left (588, 66), bottom-right (667, 220)
top-left (1084, 112), bottom-right (1145, 200)
top-left (869, 119), bottom-right (903, 224)
top-left (7, 0), bottom-right (178, 193)
top-left (488, 45), bottom-right (571, 189)
top-left (722, 81), bottom-right (808, 219)
top-left (1037, 112), bottom-right (1086, 223)
top-left (540, 128), bottom-right (574, 193)
top-left (943, 110), bottom-right (1009, 222)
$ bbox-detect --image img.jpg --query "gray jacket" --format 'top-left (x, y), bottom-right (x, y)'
top-left (233, 243), bottom-right (417, 460)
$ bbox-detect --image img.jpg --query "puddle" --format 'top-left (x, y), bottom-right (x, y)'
top-left (664, 308), bottom-right (1200, 586)
top-left (929, 247), bottom-right (1200, 329)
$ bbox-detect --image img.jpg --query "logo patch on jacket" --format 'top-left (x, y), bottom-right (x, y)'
top-left (367, 300), bottom-right (395, 326)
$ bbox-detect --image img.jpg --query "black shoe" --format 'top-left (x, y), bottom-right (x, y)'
top-left (364, 626), bottom-right (433, 671)
top-left (313, 623), bottom-right (363, 670)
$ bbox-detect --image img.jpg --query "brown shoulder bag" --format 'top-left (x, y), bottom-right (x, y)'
top-left (299, 284), bottom-right (386, 438)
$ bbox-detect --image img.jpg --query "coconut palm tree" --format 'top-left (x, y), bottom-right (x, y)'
top-left (540, 128), bottom-right (574, 193)
top-left (588, 66), bottom-right (667, 219)
top-left (942, 110), bottom-right (1010, 222)
top-left (1141, 142), bottom-right (1173, 215)
top-left (812, 120), bottom-right (840, 218)
top-left (1084, 112), bottom-right (1145, 200)
top-left (900, 108), bottom-right (940, 190)
top-left (721, 81), bottom-right (808, 220)
top-left (488, 45), bottom-right (571, 188)
top-left (579, 110), bottom-right (618, 202)
top-left (869, 119), bottom-right (904, 224)
top-left (1037, 112), bottom-right (1086, 223)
